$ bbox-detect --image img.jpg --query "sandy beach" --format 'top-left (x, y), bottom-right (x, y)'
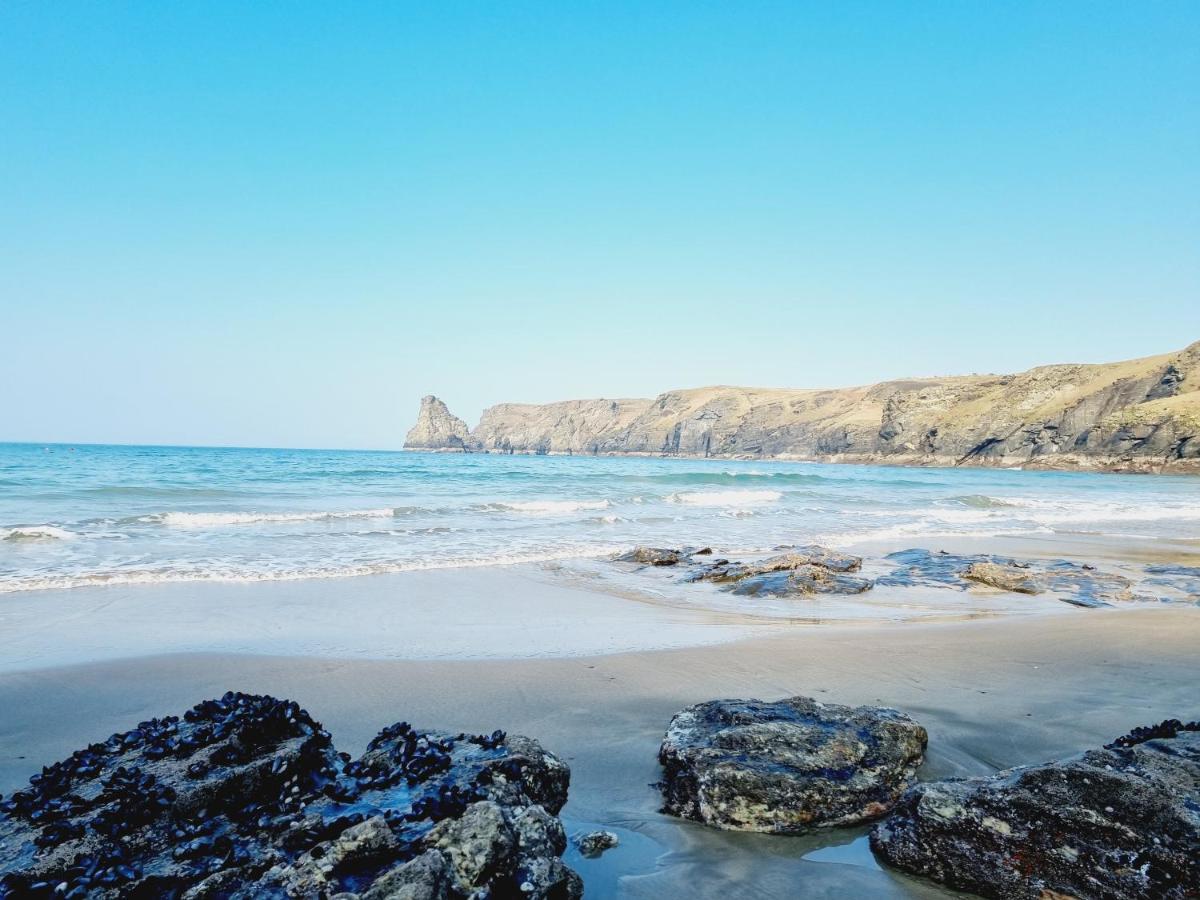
top-left (2, 560), bottom-right (1197, 897)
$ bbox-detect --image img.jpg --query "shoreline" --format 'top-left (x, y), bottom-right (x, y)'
top-left (3, 608), bottom-right (1197, 897)
top-left (399, 446), bottom-right (1200, 476)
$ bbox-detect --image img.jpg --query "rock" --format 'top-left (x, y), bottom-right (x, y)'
top-left (686, 546), bottom-right (873, 598)
top-left (880, 548), bottom-right (1147, 607)
top-left (693, 546), bottom-right (863, 582)
top-left (962, 561), bottom-right (1041, 594)
top-left (729, 567), bottom-right (874, 597)
top-left (573, 830), bottom-right (619, 858)
top-left (616, 546), bottom-right (685, 566)
top-left (406, 341), bottom-right (1200, 472)
top-left (404, 395), bottom-right (474, 451)
top-left (870, 720), bottom-right (1200, 900)
top-left (0, 692), bottom-right (579, 899)
top-left (658, 696), bottom-right (927, 834)
top-left (426, 801), bottom-right (515, 892)
top-left (359, 850), bottom-right (451, 900)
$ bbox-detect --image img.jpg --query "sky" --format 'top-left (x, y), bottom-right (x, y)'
top-left (1, 2), bottom-right (1197, 449)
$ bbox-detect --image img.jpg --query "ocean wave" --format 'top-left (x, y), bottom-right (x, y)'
top-left (668, 489), bottom-right (782, 507)
top-left (0, 545), bottom-right (624, 593)
top-left (143, 509), bottom-right (399, 527)
top-left (1, 525), bottom-right (77, 541)
top-left (949, 494), bottom-right (1020, 509)
top-left (492, 499), bottom-right (612, 514)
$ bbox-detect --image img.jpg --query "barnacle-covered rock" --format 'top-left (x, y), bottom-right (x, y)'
top-left (658, 696), bottom-right (926, 833)
top-left (0, 692), bottom-right (578, 899)
top-left (870, 720), bottom-right (1200, 899)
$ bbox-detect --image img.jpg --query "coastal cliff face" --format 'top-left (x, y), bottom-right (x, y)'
top-left (404, 342), bottom-right (1200, 472)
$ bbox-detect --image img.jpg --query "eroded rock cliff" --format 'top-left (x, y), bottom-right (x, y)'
top-left (404, 395), bottom-right (472, 450)
top-left (404, 342), bottom-right (1200, 472)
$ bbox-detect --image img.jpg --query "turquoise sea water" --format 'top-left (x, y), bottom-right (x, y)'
top-left (1, 443), bottom-right (1198, 594)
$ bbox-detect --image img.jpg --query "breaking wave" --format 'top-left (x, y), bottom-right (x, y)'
top-left (493, 499), bottom-right (612, 514)
top-left (2, 525), bottom-right (77, 541)
top-left (668, 490), bottom-right (783, 507)
top-left (144, 509), bottom-right (399, 527)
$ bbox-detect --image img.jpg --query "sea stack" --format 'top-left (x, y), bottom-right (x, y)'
top-left (404, 395), bottom-right (474, 451)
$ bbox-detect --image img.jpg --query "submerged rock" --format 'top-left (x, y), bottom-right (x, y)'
top-left (572, 830), bottom-right (619, 858)
top-left (729, 567), bottom-right (873, 597)
top-left (879, 548), bottom-right (1143, 607)
top-left (658, 696), bottom-right (927, 834)
top-left (870, 720), bottom-right (1200, 900)
top-left (0, 692), bottom-right (579, 899)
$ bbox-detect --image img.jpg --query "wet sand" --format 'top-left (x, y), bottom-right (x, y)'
top-left (2, 607), bottom-right (1197, 898)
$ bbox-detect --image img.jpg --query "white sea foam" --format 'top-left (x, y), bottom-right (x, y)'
top-left (0, 544), bottom-right (625, 594)
top-left (1, 525), bottom-right (77, 541)
top-left (497, 499), bottom-right (612, 514)
top-left (942, 496), bottom-right (1200, 525)
top-left (668, 490), bottom-right (782, 507)
top-left (146, 509), bottom-right (397, 527)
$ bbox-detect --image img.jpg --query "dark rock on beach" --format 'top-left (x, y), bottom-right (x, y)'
top-left (870, 720), bottom-right (1200, 899)
top-left (689, 546), bottom-right (872, 598)
top-left (0, 692), bottom-right (579, 899)
top-left (728, 567), bottom-right (873, 597)
top-left (658, 696), bottom-right (927, 834)
top-left (693, 546), bottom-right (863, 581)
top-left (616, 546), bottom-right (686, 566)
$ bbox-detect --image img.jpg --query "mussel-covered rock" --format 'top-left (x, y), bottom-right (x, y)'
top-left (870, 719), bottom-right (1200, 899)
top-left (0, 692), bottom-right (579, 899)
top-left (658, 696), bottom-right (927, 834)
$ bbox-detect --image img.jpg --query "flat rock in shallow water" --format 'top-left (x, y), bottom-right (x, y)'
top-left (962, 561), bottom-right (1041, 594)
top-left (692, 546), bottom-right (863, 582)
top-left (658, 696), bottom-right (927, 834)
top-left (0, 692), bottom-right (579, 899)
top-left (728, 567), bottom-right (873, 597)
top-left (879, 548), bottom-right (1140, 607)
top-left (870, 720), bottom-right (1200, 900)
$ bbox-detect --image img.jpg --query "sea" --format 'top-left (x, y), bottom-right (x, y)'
top-left (1, 442), bottom-right (1199, 594)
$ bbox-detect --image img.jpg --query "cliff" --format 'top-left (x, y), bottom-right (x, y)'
top-left (403, 341), bottom-right (1200, 472)
top-left (403, 395), bottom-right (472, 450)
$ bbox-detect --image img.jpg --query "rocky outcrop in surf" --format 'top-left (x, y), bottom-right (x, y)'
top-left (0, 692), bottom-right (579, 899)
top-left (404, 341), bottom-right (1200, 472)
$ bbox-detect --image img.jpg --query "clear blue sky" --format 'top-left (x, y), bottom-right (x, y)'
top-left (2, 2), bottom-right (1197, 448)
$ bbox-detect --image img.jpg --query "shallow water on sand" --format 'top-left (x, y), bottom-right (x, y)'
top-left (2, 443), bottom-right (1199, 594)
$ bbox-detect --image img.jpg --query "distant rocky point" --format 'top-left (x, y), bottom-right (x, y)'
top-left (404, 341), bottom-right (1200, 472)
